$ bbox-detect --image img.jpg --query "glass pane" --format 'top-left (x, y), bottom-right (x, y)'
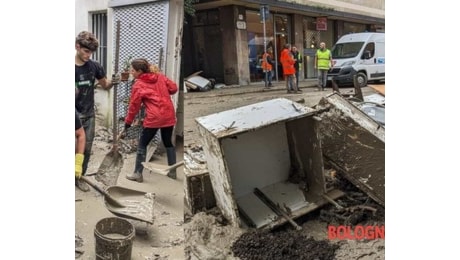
top-left (246, 10), bottom-right (274, 82)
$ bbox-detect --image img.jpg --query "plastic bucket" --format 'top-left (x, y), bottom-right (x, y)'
top-left (94, 217), bottom-right (135, 260)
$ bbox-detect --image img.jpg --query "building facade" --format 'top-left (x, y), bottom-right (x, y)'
top-left (183, 0), bottom-right (384, 86)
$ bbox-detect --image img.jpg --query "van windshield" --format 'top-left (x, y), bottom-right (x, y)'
top-left (331, 42), bottom-right (364, 59)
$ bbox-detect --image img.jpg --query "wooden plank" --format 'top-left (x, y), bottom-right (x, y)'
top-left (368, 84), bottom-right (385, 96)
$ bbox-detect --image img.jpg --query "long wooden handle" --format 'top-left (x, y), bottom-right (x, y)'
top-left (81, 176), bottom-right (111, 197)
top-left (112, 21), bottom-right (121, 149)
top-left (166, 161), bottom-right (184, 171)
top-left (114, 21), bottom-right (121, 75)
top-left (254, 188), bottom-right (302, 231)
top-left (80, 176), bottom-right (125, 208)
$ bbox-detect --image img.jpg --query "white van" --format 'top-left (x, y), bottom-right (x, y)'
top-left (328, 32), bottom-right (385, 87)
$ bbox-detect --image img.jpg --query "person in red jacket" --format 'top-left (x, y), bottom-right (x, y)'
top-left (124, 58), bottom-right (178, 182)
top-left (280, 43), bottom-right (299, 93)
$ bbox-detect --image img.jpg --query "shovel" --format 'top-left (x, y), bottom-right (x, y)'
top-left (80, 176), bottom-right (155, 224)
top-left (96, 20), bottom-right (123, 185)
top-left (142, 161), bottom-right (184, 176)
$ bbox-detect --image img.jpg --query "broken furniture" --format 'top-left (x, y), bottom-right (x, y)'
top-left (184, 71), bottom-right (211, 91)
top-left (195, 98), bottom-right (343, 229)
top-left (316, 93), bottom-right (385, 206)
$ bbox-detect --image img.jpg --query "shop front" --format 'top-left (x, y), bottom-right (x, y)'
top-left (183, 1), bottom-right (384, 86)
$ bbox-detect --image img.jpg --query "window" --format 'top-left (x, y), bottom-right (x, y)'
top-left (91, 12), bottom-right (107, 70)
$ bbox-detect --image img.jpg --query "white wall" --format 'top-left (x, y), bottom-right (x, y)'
top-left (75, 0), bottom-right (110, 35)
top-left (303, 0), bottom-right (385, 18)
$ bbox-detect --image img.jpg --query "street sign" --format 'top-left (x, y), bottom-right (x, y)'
top-left (260, 5), bottom-right (269, 22)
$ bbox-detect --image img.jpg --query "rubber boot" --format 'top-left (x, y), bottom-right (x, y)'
top-left (166, 147), bottom-right (177, 179)
top-left (126, 148), bottom-right (146, 183)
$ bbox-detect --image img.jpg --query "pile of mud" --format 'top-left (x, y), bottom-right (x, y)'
top-left (184, 211), bottom-right (244, 260)
top-left (231, 229), bottom-right (339, 260)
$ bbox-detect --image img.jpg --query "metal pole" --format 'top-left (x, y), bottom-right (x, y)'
top-left (262, 5), bottom-right (268, 88)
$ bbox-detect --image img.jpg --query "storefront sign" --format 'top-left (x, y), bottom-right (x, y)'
top-left (236, 21), bottom-right (246, 30)
top-left (316, 17), bottom-right (327, 31)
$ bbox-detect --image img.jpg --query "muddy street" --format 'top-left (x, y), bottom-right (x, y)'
top-left (183, 81), bottom-right (385, 259)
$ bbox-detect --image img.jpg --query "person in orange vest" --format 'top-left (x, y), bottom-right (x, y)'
top-left (261, 47), bottom-right (274, 88)
top-left (280, 43), bottom-right (298, 93)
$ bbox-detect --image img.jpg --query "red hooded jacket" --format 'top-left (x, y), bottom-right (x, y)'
top-left (125, 72), bottom-right (178, 128)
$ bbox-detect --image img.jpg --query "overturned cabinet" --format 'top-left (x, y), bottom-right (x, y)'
top-left (316, 93), bottom-right (385, 206)
top-left (195, 98), bottom-right (343, 229)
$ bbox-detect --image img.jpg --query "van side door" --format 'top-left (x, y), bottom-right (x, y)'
top-left (361, 42), bottom-right (385, 80)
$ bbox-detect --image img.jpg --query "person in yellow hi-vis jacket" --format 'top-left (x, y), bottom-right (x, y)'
top-left (314, 42), bottom-right (333, 91)
top-left (75, 110), bottom-right (85, 180)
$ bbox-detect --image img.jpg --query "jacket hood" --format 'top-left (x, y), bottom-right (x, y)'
top-left (138, 72), bottom-right (158, 83)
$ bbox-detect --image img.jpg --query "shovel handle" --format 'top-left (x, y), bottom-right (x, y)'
top-left (80, 176), bottom-right (110, 197)
top-left (80, 176), bottom-right (125, 208)
top-left (167, 161), bottom-right (184, 170)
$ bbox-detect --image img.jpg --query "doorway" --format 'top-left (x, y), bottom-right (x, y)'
top-left (274, 14), bottom-right (290, 80)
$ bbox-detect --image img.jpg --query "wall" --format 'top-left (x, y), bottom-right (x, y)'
top-left (220, 6), bottom-right (237, 84)
top-left (288, 0), bottom-right (385, 19)
top-left (75, 0), bottom-right (110, 34)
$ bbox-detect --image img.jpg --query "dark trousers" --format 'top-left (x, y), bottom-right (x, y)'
top-left (264, 70), bottom-right (273, 86)
top-left (294, 70), bottom-right (299, 89)
top-left (80, 116), bottom-right (95, 176)
top-left (134, 126), bottom-right (174, 173)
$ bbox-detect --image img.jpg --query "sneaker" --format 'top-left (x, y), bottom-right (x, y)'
top-left (75, 179), bottom-right (90, 192)
top-left (126, 172), bottom-right (143, 183)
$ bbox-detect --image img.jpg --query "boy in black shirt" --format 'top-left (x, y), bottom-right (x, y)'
top-left (75, 31), bottom-right (118, 191)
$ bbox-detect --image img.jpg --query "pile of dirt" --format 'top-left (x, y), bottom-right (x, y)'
top-left (231, 229), bottom-right (339, 260)
top-left (184, 211), bottom-right (244, 260)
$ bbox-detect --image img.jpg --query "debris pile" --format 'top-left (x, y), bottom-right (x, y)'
top-left (184, 71), bottom-right (225, 92)
top-left (231, 230), bottom-right (339, 260)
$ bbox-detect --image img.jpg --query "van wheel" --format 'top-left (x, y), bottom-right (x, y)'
top-left (355, 72), bottom-right (368, 88)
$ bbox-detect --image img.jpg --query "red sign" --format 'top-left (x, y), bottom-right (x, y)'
top-left (316, 17), bottom-right (327, 31)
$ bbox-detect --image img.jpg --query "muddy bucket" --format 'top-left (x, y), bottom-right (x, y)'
top-left (94, 217), bottom-right (135, 260)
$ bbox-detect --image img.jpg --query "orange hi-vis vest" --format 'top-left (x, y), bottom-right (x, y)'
top-left (262, 52), bottom-right (273, 72)
top-left (280, 49), bottom-right (295, 75)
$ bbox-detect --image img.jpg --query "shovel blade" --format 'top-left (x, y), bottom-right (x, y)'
top-left (96, 151), bottom-right (123, 186)
top-left (104, 186), bottom-right (155, 224)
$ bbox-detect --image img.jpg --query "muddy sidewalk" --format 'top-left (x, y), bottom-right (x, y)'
top-left (75, 126), bottom-right (185, 259)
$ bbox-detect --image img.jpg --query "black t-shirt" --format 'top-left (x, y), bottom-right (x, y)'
top-left (291, 51), bottom-right (301, 71)
top-left (75, 110), bottom-right (82, 130)
top-left (75, 60), bottom-right (105, 117)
